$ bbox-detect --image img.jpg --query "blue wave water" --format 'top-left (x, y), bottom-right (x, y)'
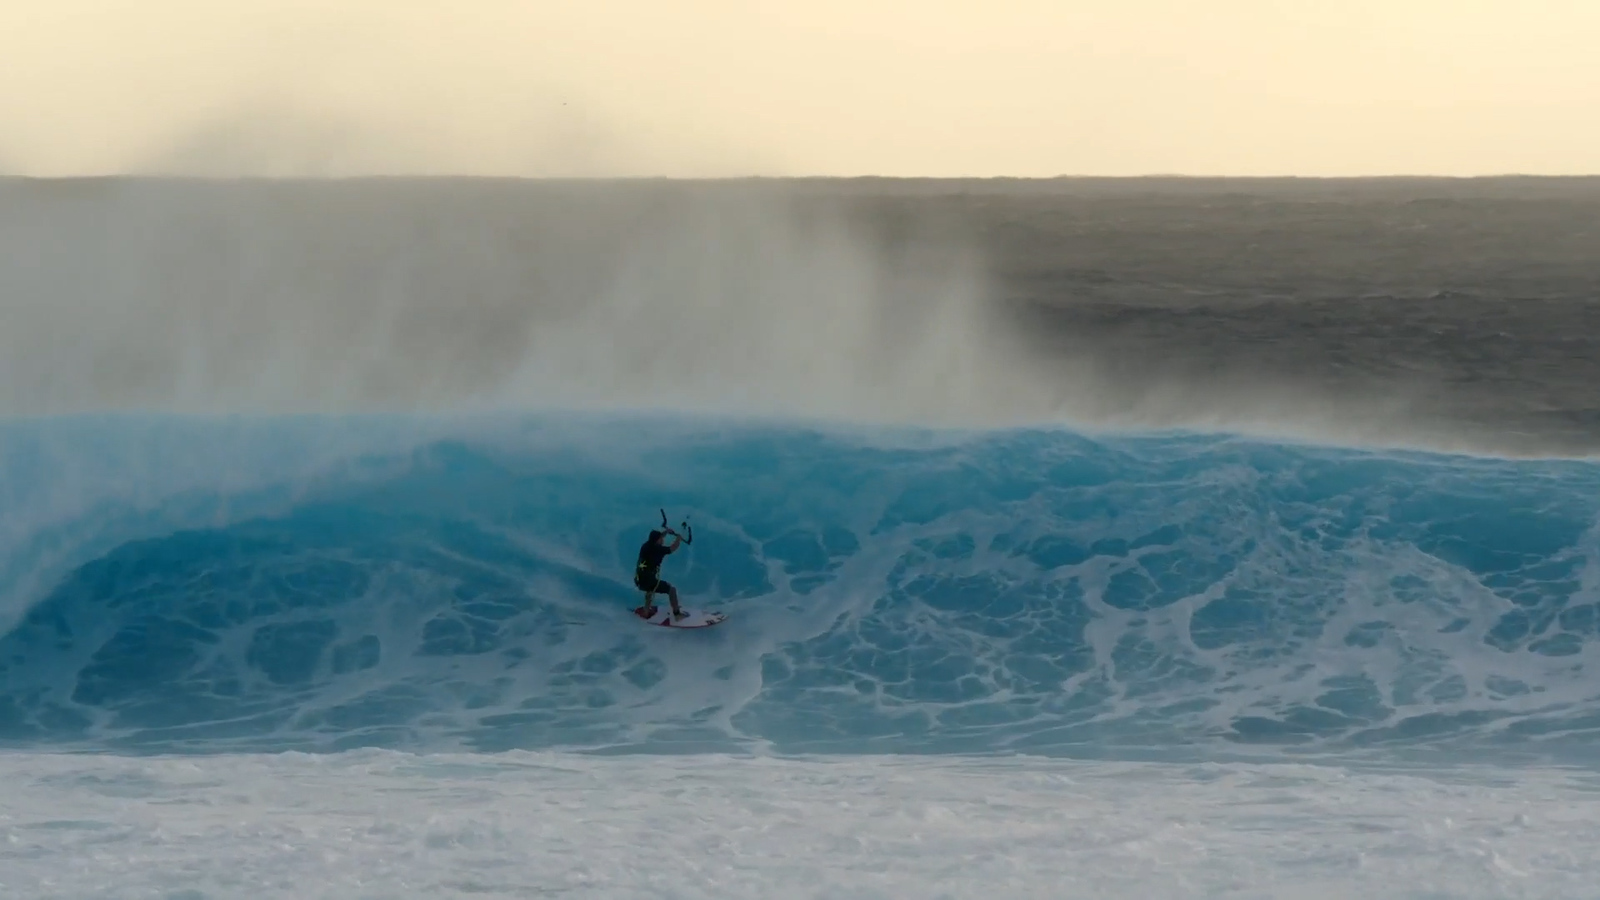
top-left (3, 414), bottom-right (1599, 763)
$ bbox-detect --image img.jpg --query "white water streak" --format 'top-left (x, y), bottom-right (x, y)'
top-left (0, 750), bottom-right (1594, 899)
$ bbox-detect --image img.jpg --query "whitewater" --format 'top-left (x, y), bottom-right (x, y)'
top-left (4, 177), bottom-right (1600, 898)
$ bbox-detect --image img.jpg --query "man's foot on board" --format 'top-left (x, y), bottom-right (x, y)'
top-left (672, 608), bottom-right (687, 620)
top-left (636, 605), bottom-right (658, 619)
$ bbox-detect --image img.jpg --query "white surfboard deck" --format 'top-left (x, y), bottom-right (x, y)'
top-left (633, 606), bottom-right (726, 629)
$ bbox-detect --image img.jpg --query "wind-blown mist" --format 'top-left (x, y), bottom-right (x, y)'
top-left (2, 176), bottom-right (1479, 456)
top-left (0, 178), bottom-right (1055, 425)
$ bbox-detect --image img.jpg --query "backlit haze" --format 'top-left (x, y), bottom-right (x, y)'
top-left (3, 0), bottom-right (1597, 178)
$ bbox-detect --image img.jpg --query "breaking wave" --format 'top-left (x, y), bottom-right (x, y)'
top-left (2, 414), bottom-right (1598, 763)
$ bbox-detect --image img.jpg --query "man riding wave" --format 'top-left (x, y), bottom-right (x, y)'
top-left (634, 526), bottom-right (686, 620)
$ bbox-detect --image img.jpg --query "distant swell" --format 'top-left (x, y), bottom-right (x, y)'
top-left (2, 414), bottom-right (1599, 762)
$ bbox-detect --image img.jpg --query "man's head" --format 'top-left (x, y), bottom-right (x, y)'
top-left (648, 530), bottom-right (664, 544)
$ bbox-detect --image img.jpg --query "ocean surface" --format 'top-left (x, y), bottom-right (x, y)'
top-left (3, 177), bottom-right (1600, 898)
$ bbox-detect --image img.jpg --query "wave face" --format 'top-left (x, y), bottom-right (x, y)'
top-left (2, 415), bottom-right (1599, 762)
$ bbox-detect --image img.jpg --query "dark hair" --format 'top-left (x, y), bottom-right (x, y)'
top-left (648, 530), bottom-right (664, 542)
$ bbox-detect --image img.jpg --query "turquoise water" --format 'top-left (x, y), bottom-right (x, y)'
top-left (3, 414), bottom-right (1598, 763)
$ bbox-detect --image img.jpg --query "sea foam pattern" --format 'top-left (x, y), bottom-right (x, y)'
top-left (2, 415), bottom-right (1598, 762)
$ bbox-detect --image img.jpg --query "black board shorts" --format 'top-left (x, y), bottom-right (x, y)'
top-left (636, 575), bottom-right (674, 595)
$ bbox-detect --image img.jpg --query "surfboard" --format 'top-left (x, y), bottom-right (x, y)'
top-left (634, 606), bottom-right (726, 629)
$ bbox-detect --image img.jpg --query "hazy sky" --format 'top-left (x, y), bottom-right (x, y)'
top-left (3, 1), bottom-right (1597, 177)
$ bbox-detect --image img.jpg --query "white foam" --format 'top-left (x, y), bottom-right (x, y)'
top-left (0, 749), bottom-right (1595, 899)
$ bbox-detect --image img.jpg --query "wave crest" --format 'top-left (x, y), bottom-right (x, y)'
top-left (2, 417), bottom-right (1599, 761)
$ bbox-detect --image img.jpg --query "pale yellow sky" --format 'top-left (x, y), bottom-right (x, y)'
top-left (2, 1), bottom-right (1596, 177)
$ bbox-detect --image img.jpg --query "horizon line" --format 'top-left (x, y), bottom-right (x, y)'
top-left (6, 172), bottom-right (1600, 184)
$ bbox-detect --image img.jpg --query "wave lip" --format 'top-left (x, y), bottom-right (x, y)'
top-left (2, 415), bottom-right (1599, 761)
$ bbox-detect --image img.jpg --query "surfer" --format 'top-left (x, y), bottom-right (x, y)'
top-left (634, 528), bottom-right (686, 620)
